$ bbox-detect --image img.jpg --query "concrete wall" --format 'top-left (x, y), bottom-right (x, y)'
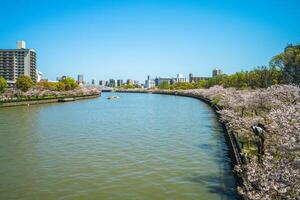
top-left (0, 94), bottom-right (100, 108)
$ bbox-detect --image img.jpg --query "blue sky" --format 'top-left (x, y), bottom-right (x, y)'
top-left (0, 0), bottom-right (299, 82)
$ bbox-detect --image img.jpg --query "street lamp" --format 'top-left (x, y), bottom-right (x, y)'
top-left (251, 123), bottom-right (265, 162)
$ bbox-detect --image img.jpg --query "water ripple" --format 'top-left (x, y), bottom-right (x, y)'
top-left (0, 93), bottom-right (236, 200)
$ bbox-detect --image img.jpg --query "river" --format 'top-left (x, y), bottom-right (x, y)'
top-left (0, 92), bottom-right (236, 200)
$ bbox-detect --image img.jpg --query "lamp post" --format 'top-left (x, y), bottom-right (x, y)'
top-left (251, 123), bottom-right (265, 162)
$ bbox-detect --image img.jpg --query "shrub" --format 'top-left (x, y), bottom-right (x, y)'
top-left (61, 77), bottom-right (78, 91)
top-left (15, 76), bottom-right (34, 92)
top-left (0, 77), bottom-right (8, 93)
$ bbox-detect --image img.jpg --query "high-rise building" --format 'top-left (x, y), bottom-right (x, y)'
top-left (91, 79), bottom-right (95, 85)
top-left (117, 79), bottom-right (123, 87)
top-left (99, 80), bottom-right (107, 86)
top-left (189, 73), bottom-right (210, 83)
top-left (109, 79), bottom-right (116, 87)
top-left (189, 73), bottom-right (193, 83)
top-left (127, 79), bottom-right (133, 85)
top-left (145, 75), bottom-right (155, 89)
top-left (0, 41), bottom-right (37, 86)
top-left (212, 69), bottom-right (222, 77)
top-left (176, 73), bottom-right (186, 82)
top-left (77, 74), bottom-right (84, 85)
top-left (154, 77), bottom-right (174, 86)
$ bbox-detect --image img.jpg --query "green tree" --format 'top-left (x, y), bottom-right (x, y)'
top-left (193, 80), bottom-right (209, 88)
top-left (61, 77), bottom-right (78, 90)
top-left (173, 82), bottom-right (194, 90)
top-left (0, 77), bottom-right (8, 93)
top-left (38, 82), bottom-right (57, 90)
top-left (123, 84), bottom-right (135, 89)
top-left (271, 44), bottom-right (300, 85)
top-left (56, 82), bottom-right (65, 91)
top-left (15, 76), bottom-right (34, 92)
top-left (158, 80), bottom-right (171, 89)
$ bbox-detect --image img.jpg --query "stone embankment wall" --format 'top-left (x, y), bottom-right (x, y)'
top-left (0, 94), bottom-right (100, 108)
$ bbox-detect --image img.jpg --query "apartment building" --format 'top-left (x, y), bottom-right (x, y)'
top-left (0, 41), bottom-right (37, 86)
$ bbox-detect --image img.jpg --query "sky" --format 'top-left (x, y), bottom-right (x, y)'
top-left (0, 0), bottom-right (299, 82)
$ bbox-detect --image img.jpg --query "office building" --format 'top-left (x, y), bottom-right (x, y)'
top-left (91, 79), bottom-right (95, 85)
top-left (176, 73), bottom-right (186, 83)
top-left (109, 79), bottom-right (116, 87)
top-left (189, 73), bottom-right (210, 83)
top-left (117, 79), bottom-right (123, 87)
top-left (145, 75), bottom-right (155, 89)
top-left (212, 69), bottom-right (223, 77)
top-left (127, 79), bottom-right (134, 86)
top-left (154, 77), bottom-right (176, 86)
top-left (77, 74), bottom-right (84, 85)
top-left (99, 80), bottom-right (107, 86)
top-left (0, 41), bottom-right (37, 86)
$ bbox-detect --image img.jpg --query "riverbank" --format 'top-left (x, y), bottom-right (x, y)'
top-left (115, 86), bottom-right (300, 199)
top-left (0, 94), bottom-right (100, 108)
top-left (0, 86), bottom-right (101, 108)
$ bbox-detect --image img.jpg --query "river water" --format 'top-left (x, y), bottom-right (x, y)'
top-left (0, 92), bottom-right (236, 200)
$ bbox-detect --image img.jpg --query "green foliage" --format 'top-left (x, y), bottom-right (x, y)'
top-left (153, 62), bottom-right (284, 90)
top-left (211, 95), bottom-right (222, 105)
top-left (195, 66), bottom-right (283, 89)
top-left (207, 74), bottom-right (227, 88)
top-left (119, 84), bottom-right (140, 89)
top-left (38, 82), bottom-right (57, 90)
top-left (270, 44), bottom-right (300, 85)
top-left (38, 81), bottom-right (66, 91)
top-left (158, 80), bottom-right (171, 89)
top-left (173, 82), bottom-right (193, 90)
top-left (121, 85), bottom-right (132, 89)
top-left (155, 64), bottom-right (284, 91)
top-left (56, 82), bottom-right (66, 91)
top-left (15, 76), bottom-right (34, 92)
top-left (192, 80), bottom-right (209, 89)
top-left (0, 77), bottom-right (8, 93)
top-left (61, 77), bottom-right (78, 91)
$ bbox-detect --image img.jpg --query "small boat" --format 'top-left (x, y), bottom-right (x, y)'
top-left (107, 96), bottom-right (120, 100)
top-left (58, 97), bottom-right (75, 102)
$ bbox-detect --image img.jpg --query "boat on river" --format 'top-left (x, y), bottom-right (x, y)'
top-left (58, 97), bottom-right (75, 102)
top-left (107, 96), bottom-right (120, 100)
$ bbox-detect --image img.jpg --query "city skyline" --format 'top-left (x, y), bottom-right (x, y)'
top-left (1, 0), bottom-right (299, 82)
top-left (0, 40), bottom-right (223, 85)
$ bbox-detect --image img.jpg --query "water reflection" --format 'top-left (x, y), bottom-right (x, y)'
top-left (0, 93), bottom-right (236, 200)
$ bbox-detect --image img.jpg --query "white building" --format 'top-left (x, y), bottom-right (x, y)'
top-left (176, 73), bottom-right (186, 82)
top-left (145, 75), bottom-right (155, 89)
top-left (0, 41), bottom-right (37, 86)
top-left (36, 70), bottom-right (43, 82)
